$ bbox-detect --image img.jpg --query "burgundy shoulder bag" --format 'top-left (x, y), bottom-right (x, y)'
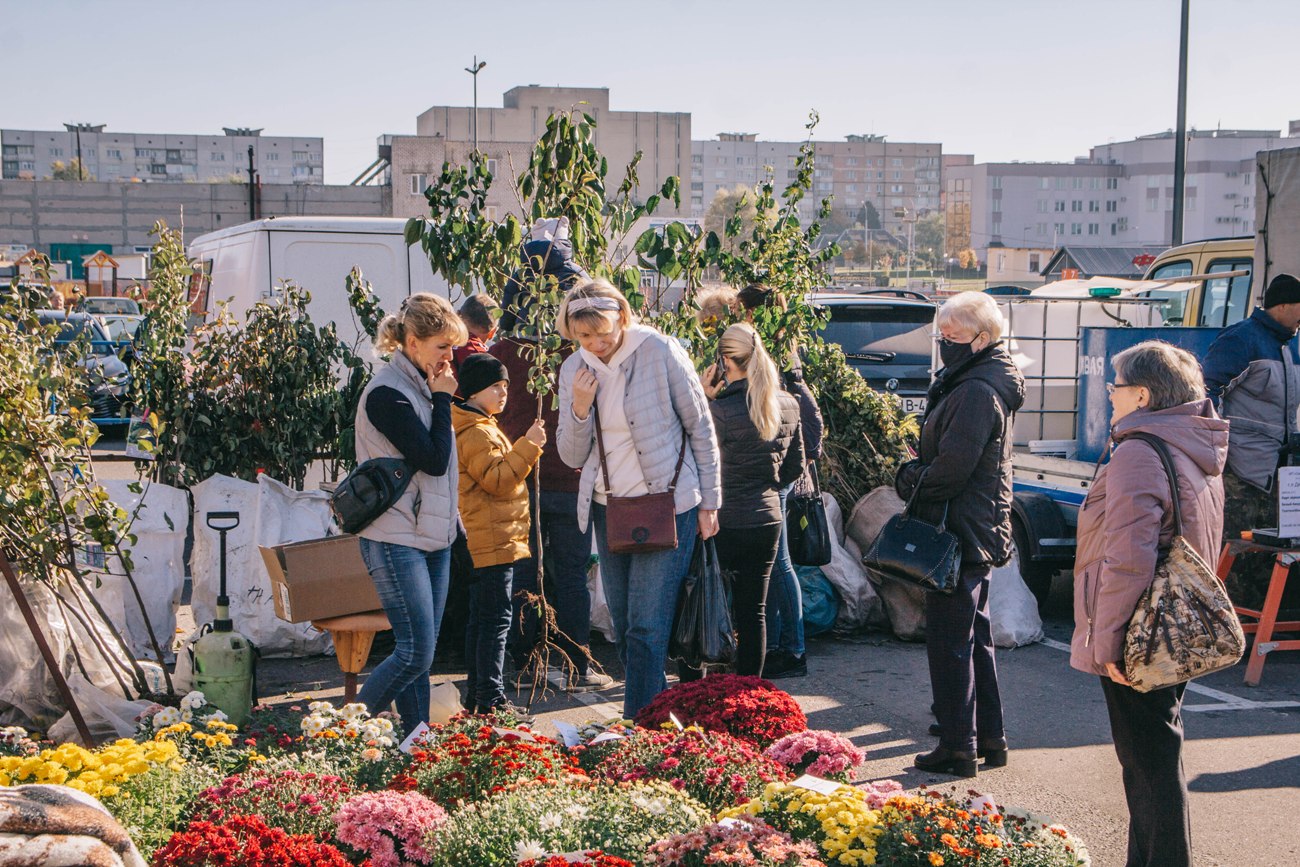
top-left (592, 404), bottom-right (688, 554)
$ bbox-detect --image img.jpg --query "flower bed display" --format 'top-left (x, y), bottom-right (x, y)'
top-left (649, 816), bottom-right (827, 866)
top-left (874, 793), bottom-right (1090, 867)
top-left (334, 790), bottom-right (447, 867)
top-left (763, 730), bottom-right (865, 783)
top-left (635, 675), bottom-right (808, 748)
top-left (425, 779), bottom-right (711, 867)
top-left (586, 726), bottom-right (789, 813)
top-left (191, 767), bottom-right (353, 841)
top-left (389, 721), bottom-right (582, 807)
top-left (0, 681), bottom-right (1090, 867)
top-left (151, 813), bottom-right (352, 867)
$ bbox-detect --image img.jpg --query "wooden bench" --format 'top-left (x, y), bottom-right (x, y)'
top-left (311, 610), bottom-right (392, 702)
top-left (1215, 539), bottom-right (1300, 686)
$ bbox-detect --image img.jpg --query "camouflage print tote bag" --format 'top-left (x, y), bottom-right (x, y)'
top-left (1122, 433), bottom-right (1246, 693)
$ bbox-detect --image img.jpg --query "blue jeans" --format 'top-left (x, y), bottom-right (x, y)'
top-left (356, 539), bottom-right (450, 733)
top-left (592, 504), bottom-right (698, 719)
top-left (511, 491), bottom-right (595, 674)
top-left (465, 562), bottom-right (514, 711)
top-left (766, 486), bottom-right (805, 657)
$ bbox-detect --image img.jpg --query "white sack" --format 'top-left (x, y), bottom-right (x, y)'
top-left (818, 539), bottom-right (883, 632)
top-left (823, 491), bottom-right (845, 545)
top-left (191, 474), bottom-right (332, 658)
top-left (95, 481), bottom-right (187, 662)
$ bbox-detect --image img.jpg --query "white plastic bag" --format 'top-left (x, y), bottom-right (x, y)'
top-left (47, 675), bottom-right (154, 746)
top-left (191, 474), bottom-right (332, 658)
top-left (0, 578), bottom-right (138, 730)
top-left (990, 552), bottom-right (1045, 647)
top-left (822, 491), bottom-right (845, 545)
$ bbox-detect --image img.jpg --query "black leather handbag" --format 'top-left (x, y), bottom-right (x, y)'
top-left (786, 463), bottom-right (833, 567)
top-left (862, 477), bottom-right (961, 595)
top-left (329, 457), bottom-right (415, 534)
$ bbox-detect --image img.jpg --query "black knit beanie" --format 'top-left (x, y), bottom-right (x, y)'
top-left (458, 352), bottom-right (509, 399)
top-left (1264, 273), bottom-right (1300, 309)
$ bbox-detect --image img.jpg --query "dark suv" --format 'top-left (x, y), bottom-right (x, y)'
top-left (810, 290), bottom-right (936, 414)
top-left (36, 310), bottom-right (132, 426)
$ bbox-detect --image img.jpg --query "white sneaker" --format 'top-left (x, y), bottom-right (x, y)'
top-left (567, 671), bottom-right (615, 692)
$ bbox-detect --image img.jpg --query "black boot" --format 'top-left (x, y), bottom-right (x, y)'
top-left (926, 725), bottom-right (1008, 768)
top-left (913, 746), bottom-right (978, 778)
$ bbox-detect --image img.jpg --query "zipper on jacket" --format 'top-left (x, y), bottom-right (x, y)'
top-left (1083, 569), bottom-right (1098, 647)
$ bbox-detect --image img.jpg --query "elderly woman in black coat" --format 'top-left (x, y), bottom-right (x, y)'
top-left (894, 291), bottom-right (1025, 778)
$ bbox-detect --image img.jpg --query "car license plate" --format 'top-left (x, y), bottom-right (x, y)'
top-left (900, 396), bottom-right (927, 415)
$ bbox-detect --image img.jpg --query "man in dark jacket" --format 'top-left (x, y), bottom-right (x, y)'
top-left (893, 291), bottom-right (1025, 778)
top-left (491, 219), bottom-right (611, 692)
top-left (1201, 272), bottom-right (1300, 609)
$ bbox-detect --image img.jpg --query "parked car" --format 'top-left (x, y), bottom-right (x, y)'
top-left (35, 310), bottom-right (132, 426)
top-left (79, 296), bottom-right (141, 316)
top-left (98, 312), bottom-right (145, 342)
top-left (809, 289), bottom-right (936, 414)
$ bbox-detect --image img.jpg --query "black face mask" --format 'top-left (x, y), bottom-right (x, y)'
top-left (938, 336), bottom-right (979, 369)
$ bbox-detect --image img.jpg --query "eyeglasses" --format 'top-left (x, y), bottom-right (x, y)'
top-left (1106, 382), bottom-right (1139, 395)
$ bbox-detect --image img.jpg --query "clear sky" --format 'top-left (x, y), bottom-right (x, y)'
top-left (12, 0), bottom-right (1298, 184)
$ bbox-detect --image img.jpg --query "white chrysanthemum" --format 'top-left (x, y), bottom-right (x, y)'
top-left (514, 840), bottom-right (547, 862)
top-left (200, 710), bottom-right (229, 725)
top-left (307, 700), bottom-right (334, 714)
top-left (538, 812), bottom-right (562, 831)
top-left (0, 727), bottom-right (29, 743)
top-left (563, 804), bottom-right (589, 820)
top-left (152, 707), bottom-right (181, 729)
top-left (300, 715), bottom-right (328, 735)
top-left (373, 736), bottom-right (395, 748)
top-left (180, 691), bottom-right (206, 711)
top-left (340, 702), bottom-right (368, 720)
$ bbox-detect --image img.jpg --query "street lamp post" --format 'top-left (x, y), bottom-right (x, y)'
top-left (464, 57), bottom-right (487, 153)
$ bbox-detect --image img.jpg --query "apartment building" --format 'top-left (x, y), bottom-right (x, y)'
top-left (948, 126), bottom-right (1295, 264)
top-left (690, 133), bottom-right (943, 235)
top-left (1, 125), bottom-right (324, 184)
top-left (388, 86), bottom-right (690, 220)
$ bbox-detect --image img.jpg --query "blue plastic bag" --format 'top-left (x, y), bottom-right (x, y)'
top-left (797, 565), bottom-right (840, 636)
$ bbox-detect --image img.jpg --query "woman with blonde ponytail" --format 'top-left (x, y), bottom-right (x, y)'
top-left (685, 323), bottom-right (804, 680)
top-left (353, 293), bottom-right (468, 732)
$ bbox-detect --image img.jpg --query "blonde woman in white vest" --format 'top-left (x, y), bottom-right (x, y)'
top-left (353, 294), bottom-right (468, 733)
top-left (556, 279), bottom-right (722, 719)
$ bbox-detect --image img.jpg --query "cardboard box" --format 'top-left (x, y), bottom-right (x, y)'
top-left (259, 535), bottom-right (381, 623)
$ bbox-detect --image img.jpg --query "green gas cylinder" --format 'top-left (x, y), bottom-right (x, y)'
top-left (192, 627), bottom-right (256, 727)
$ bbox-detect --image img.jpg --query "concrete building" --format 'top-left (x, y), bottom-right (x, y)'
top-left (386, 86), bottom-right (690, 220)
top-left (2, 125), bottom-right (324, 184)
top-left (948, 126), bottom-right (1297, 264)
top-left (0, 179), bottom-right (387, 276)
top-left (691, 133), bottom-right (943, 235)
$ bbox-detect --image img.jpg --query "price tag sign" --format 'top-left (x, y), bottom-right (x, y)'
top-left (589, 731), bottom-right (625, 745)
top-left (399, 721), bottom-right (430, 753)
top-left (552, 720), bottom-right (581, 748)
top-left (1278, 466), bottom-right (1300, 538)
top-left (668, 713), bottom-right (685, 731)
top-left (791, 774), bottom-right (843, 796)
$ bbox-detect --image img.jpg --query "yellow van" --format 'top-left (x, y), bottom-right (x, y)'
top-left (1139, 236), bottom-right (1255, 327)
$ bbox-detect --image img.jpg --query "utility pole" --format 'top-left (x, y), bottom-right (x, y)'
top-left (1171, 0), bottom-right (1190, 245)
top-left (246, 146), bottom-right (257, 221)
top-left (464, 56), bottom-right (487, 153)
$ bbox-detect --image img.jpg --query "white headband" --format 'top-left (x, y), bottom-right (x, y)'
top-left (567, 296), bottom-right (621, 313)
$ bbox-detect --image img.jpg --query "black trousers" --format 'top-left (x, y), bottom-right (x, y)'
top-left (1100, 677), bottom-right (1192, 867)
top-left (925, 562), bottom-right (1004, 751)
top-left (679, 523), bottom-right (782, 680)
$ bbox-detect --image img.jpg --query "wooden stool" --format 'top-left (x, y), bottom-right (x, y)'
top-left (310, 610), bottom-right (392, 702)
top-left (1215, 539), bottom-right (1300, 686)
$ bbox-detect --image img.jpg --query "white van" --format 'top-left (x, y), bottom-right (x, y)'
top-left (187, 217), bottom-right (457, 348)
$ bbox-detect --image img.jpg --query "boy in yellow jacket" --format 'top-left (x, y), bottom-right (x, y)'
top-left (452, 353), bottom-right (545, 714)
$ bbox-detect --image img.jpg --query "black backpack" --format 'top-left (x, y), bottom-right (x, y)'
top-left (330, 458), bottom-right (415, 534)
